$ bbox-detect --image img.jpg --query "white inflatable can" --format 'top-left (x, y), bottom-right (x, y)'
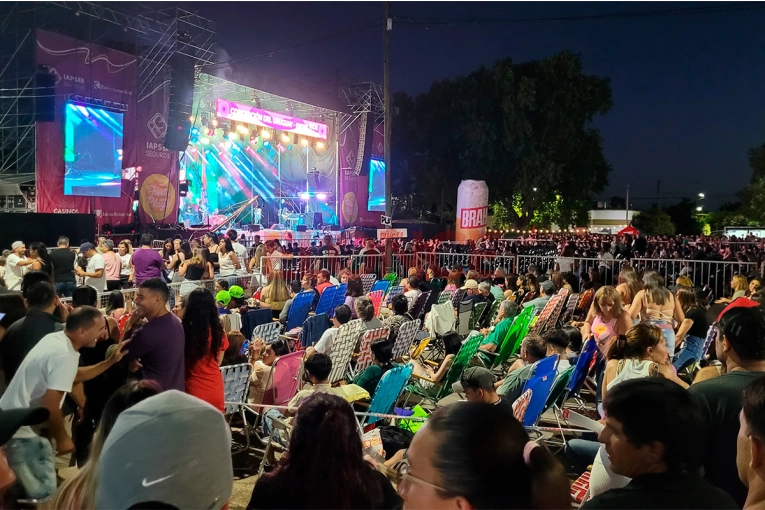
top-left (455, 180), bottom-right (488, 242)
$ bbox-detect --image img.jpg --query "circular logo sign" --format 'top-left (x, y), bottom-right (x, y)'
top-left (140, 174), bottom-right (176, 221)
top-left (342, 191), bottom-right (358, 224)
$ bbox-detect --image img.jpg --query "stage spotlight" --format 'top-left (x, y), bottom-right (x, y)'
top-left (317, 193), bottom-right (327, 201)
top-left (200, 137), bottom-right (210, 144)
top-left (261, 129), bottom-right (271, 139)
top-left (189, 115), bottom-right (195, 122)
top-left (191, 127), bottom-right (199, 135)
top-left (281, 132), bottom-right (290, 143)
top-left (287, 144), bottom-right (293, 150)
top-left (263, 140), bottom-right (270, 147)
top-left (227, 131), bottom-right (239, 140)
top-left (299, 192), bottom-right (310, 200)
top-left (301, 138), bottom-right (308, 146)
top-left (316, 141), bottom-right (324, 150)
top-left (237, 124), bottom-right (249, 135)
top-left (212, 119), bottom-right (219, 127)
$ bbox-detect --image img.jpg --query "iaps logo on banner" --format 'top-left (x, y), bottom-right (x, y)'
top-left (460, 206), bottom-right (488, 229)
top-left (140, 174), bottom-right (176, 221)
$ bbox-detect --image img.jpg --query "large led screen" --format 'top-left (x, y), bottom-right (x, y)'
top-left (64, 102), bottom-right (124, 198)
top-left (368, 159), bottom-right (386, 212)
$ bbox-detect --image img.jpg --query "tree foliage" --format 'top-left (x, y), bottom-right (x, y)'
top-left (663, 198), bottom-right (703, 235)
top-left (632, 207), bottom-right (676, 236)
top-left (391, 52), bottom-right (613, 228)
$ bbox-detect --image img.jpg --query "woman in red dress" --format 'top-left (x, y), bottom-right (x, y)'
top-left (182, 288), bottom-right (229, 411)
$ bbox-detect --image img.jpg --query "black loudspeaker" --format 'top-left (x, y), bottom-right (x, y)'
top-left (179, 182), bottom-right (188, 197)
top-left (296, 225), bottom-right (307, 232)
top-left (313, 212), bottom-right (323, 228)
top-left (359, 111), bottom-right (374, 176)
top-left (164, 55), bottom-right (195, 151)
top-left (35, 70), bottom-right (56, 122)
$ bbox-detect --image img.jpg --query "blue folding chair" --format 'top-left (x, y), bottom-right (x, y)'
top-left (520, 355), bottom-right (558, 428)
top-left (314, 286), bottom-right (337, 316)
top-left (285, 290), bottom-right (314, 332)
top-left (330, 283), bottom-right (347, 318)
top-left (361, 363), bottom-right (415, 426)
top-left (300, 313), bottom-right (329, 348)
top-left (566, 338), bottom-right (598, 403)
top-left (371, 280), bottom-right (390, 296)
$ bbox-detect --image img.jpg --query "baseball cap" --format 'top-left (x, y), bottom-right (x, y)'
top-left (215, 290), bottom-right (231, 307)
top-left (0, 407), bottom-right (49, 445)
top-left (540, 280), bottom-right (555, 294)
top-left (461, 279), bottom-right (479, 290)
top-left (11, 241), bottom-right (23, 250)
top-left (228, 285), bottom-right (244, 299)
top-left (79, 242), bottom-right (95, 253)
top-left (96, 390), bottom-right (233, 510)
top-left (718, 297), bottom-right (761, 322)
top-left (460, 367), bottom-right (495, 390)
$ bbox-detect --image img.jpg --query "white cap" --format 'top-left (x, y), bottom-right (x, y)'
top-left (11, 241), bottom-right (23, 250)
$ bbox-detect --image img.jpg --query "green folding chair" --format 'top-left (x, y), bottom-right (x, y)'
top-left (468, 302), bottom-right (487, 332)
top-left (490, 306), bottom-right (534, 369)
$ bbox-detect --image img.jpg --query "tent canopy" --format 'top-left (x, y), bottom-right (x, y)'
top-left (617, 225), bottom-right (639, 236)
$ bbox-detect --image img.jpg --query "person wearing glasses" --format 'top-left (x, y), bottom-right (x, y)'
top-left (398, 402), bottom-right (569, 509)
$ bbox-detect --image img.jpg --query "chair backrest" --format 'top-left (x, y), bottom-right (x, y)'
top-left (285, 290), bottom-right (314, 331)
top-left (520, 363), bottom-right (558, 427)
top-left (252, 321), bottom-right (281, 345)
top-left (701, 325), bottom-right (717, 360)
top-left (242, 308), bottom-right (273, 339)
top-left (567, 338), bottom-right (598, 396)
top-left (437, 289), bottom-right (454, 305)
top-left (368, 290), bottom-right (384, 318)
top-left (559, 292), bottom-right (579, 326)
top-left (543, 366), bottom-right (575, 413)
top-left (328, 319), bottom-right (363, 384)
top-left (366, 363), bottom-right (415, 425)
top-left (314, 286), bottom-right (337, 316)
top-left (438, 331), bottom-right (482, 399)
top-left (456, 299), bottom-right (474, 337)
top-left (261, 351), bottom-right (304, 407)
top-left (384, 286), bottom-right (404, 306)
top-left (468, 301), bottom-right (487, 331)
top-left (220, 363), bottom-right (253, 415)
top-left (492, 305), bottom-right (536, 368)
top-left (411, 336), bottom-right (431, 359)
top-left (485, 299), bottom-right (501, 327)
top-left (576, 289), bottom-right (594, 313)
top-left (451, 288), bottom-right (467, 310)
top-left (530, 290), bottom-right (568, 336)
top-left (383, 272), bottom-right (397, 283)
top-left (425, 301), bottom-right (456, 338)
top-left (523, 355), bottom-right (558, 392)
top-left (371, 280), bottom-right (390, 296)
top-left (330, 283), bottom-right (348, 317)
top-left (409, 291), bottom-right (431, 320)
top-left (392, 319), bottom-right (421, 360)
top-left (356, 327), bottom-right (391, 373)
top-left (300, 313), bottom-right (329, 348)
top-left (361, 273), bottom-right (378, 294)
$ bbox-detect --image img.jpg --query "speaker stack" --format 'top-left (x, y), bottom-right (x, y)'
top-left (164, 55), bottom-right (195, 151)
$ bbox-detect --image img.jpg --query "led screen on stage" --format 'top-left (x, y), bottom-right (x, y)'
top-left (368, 159), bottom-right (386, 212)
top-left (64, 102), bottom-right (124, 198)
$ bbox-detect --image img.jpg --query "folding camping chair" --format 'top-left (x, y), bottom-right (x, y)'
top-left (314, 286), bottom-right (337, 316)
top-left (487, 305), bottom-right (535, 369)
top-left (283, 290), bottom-right (314, 332)
top-left (252, 321), bottom-right (280, 346)
top-left (350, 327), bottom-right (390, 380)
top-left (437, 289), bottom-right (454, 305)
top-left (359, 363), bottom-right (415, 427)
top-left (409, 291), bottom-right (431, 321)
top-left (468, 302), bottom-right (487, 332)
top-left (361, 273), bottom-right (378, 294)
top-left (330, 283), bottom-right (348, 317)
top-left (327, 319), bottom-right (364, 384)
top-left (367, 290), bottom-right (384, 318)
top-left (300, 313), bottom-right (329, 349)
top-left (220, 362), bottom-right (253, 453)
top-left (371, 279), bottom-right (390, 296)
top-left (383, 286), bottom-right (404, 307)
top-left (456, 299), bottom-right (474, 338)
top-left (392, 319), bottom-right (421, 361)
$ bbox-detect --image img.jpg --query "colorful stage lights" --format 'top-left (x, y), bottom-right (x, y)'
top-left (316, 141), bottom-right (324, 149)
top-left (300, 138), bottom-right (308, 146)
top-left (200, 137), bottom-right (210, 144)
top-left (316, 193), bottom-right (327, 201)
top-left (237, 124), bottom-right (249, 135)
top-left (263, 140), bottom-right (270, 147)
top-left (281, 132), bottom-right (290, 143)
top-left (261, 129), bottom-right (271, 139)
top-left (299, 191), bottom-right (331, 202)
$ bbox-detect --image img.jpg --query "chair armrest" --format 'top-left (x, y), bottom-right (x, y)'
top-left (423, 360), bottom-right (439, 367)
top-left (478, 349), bottom-right (499, 358)
top-left (355, 401), bottom-right (371, 408)
top-left (411, 373), bottom-right (438, 384)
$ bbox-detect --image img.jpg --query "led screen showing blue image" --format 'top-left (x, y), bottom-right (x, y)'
top-left (368, 159), bottom-right (386, 212)
top-left (64, 102), bottom-right (124, 198)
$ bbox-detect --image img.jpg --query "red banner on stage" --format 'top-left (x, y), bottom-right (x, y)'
top-left (35, 30), bottom-right (135, 227)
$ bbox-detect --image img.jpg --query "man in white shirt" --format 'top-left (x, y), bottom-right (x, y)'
top-left (227, 229), bottom-right (249, 273)
top-left (75, 242), bottom-right (106, 291)
top-left (5, 241), bottom-right (34, 290)
top-left (0, 306), bottom-right (106, 500)
top-left (305, 304), bottom-right (352, 358)
top-left (404, 276), bottom-right (423, 309)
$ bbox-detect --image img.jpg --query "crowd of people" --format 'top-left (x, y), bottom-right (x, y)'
top-left (1, 228), bottom-right (765, 509)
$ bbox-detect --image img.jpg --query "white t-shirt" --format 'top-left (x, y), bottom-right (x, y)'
top-left (232, 242), bottom-right (248, 263)
top-left (86, 252), bottom-right (106, 291)
top-left (314, 327), bottom-right (339, 355)
top-left (0, 330), bottom-right (80, 439)
top-left (119, 253), bottom-right (132, 276)
top-left (5, 253), bottom-right (27, 290)
top-left (556, 256), bottom-right (575, 273)
top-left (404, 289), bottom-right (422, 309)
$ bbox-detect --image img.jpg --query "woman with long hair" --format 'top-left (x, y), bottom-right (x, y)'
top-left (344, 274), bottom-right (365, 318)
top-left (520, 273), bottom-right (539, 304)
top-left (445, 270), bottom-right (460, 293)
top-left (105, 290), bottom-right (126, 321)
top-left (581, 286), bottom-right (633, 358)
top-left (355, 294), bottom-right (383, 336)
top-left (28, 242), bottom-right (53, 278)
top-left (247, 392), bottom-right (401, 509)
top-left (117, 240), bottom-right (133, 289)
top-left (715, 274), bottom-right (749, 304)
top-left (748, 276), bottom-right (763, 297)
top-left (178, 248), bottom-right (213, 296)
top-left (182, 288), bottom-right (228, 411)
top-left (672, 286), bottom-right (709, 371)
top-left (615, 265), bottom-right (642, 308)
top-left (161, 238), bottom-right (175, 262)
top-left (167, 240), bottom-right (192, 275)
top-left (221, 330), bottom-right (248, 366)
top-left (217, 237), bottom-right (240, 277)
top-left (203, 232), bottom-right (220, 272)
top-left (628, 268), bottom-right (684, 355)
top-left (46, 380), bottom-right (161, 510)
top-left (399, 402), bottom-right (569, 509)
top-left (255, 270), bottom-right (290, 318)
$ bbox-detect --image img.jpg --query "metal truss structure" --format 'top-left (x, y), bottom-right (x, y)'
top-left (0, 1), bottom-right (215, 189)
top-left (339, 82), bottom-right (385, 136)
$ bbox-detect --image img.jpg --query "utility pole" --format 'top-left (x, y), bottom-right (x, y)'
top-left (625, 184), bottom-right (629, 223)
top-left (383, 1), bottom-right (392, 270)
top-left (655, 179), bottom-right (661, 210)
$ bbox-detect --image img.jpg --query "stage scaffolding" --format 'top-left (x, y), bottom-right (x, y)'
top-left (339, 82), bottom-right (387, 176)
top-left (0, 2), bottom-right (215, 208)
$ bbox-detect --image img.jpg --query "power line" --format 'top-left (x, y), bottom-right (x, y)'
top-left (393, 2), bottom-right (765, 26)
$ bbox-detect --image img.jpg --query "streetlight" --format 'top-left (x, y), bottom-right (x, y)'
top-left (696, 206), bottom-right (703, 212)
top-left (698, 193), bottom-right (705, 199)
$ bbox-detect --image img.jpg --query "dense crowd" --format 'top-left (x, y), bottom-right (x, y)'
top-left (0, 229), bottom-right (765, 509)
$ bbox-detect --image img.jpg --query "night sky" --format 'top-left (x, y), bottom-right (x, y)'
top-left (185, 1), bottom-right (765, 211)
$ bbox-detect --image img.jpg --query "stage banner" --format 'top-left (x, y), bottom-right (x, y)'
top-left (135, 69), bottom-right (178, 225)
top-left (338, 114), bottom-right (381, 227)
top-left (35, 30), bottom-right (135, 227)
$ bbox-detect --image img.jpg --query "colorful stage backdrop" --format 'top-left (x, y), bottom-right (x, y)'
top-left (35, 30), bottom-right (178, 227)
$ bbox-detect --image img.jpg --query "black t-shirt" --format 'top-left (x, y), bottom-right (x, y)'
top-left (1, 309), bottom-right (64, 384)
top-left (689, 370), bottom-right (765, 506)
top-left (685, 306), bottom-right (709, 339)
top-left (583, 472), bottom-right (736, 509)
top-left (248, 467), bottom-right (401, 509)
top-left (49, 247), bottom-right (76, 284)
